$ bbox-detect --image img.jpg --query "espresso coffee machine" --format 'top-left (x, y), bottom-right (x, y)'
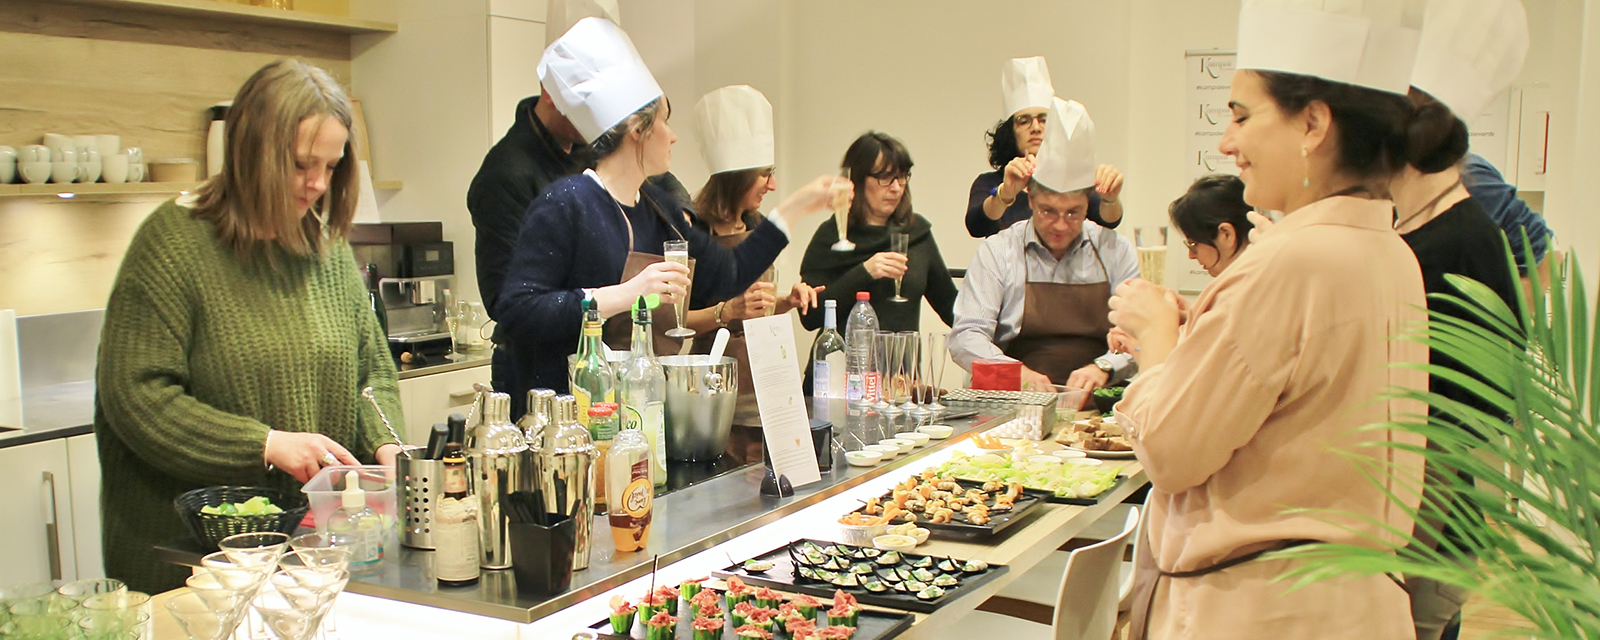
top-left (351, 222), bottom-right (455, 365)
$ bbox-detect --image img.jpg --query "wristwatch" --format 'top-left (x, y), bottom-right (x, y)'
top-left (1093, 356), bottom-right (1114, 373)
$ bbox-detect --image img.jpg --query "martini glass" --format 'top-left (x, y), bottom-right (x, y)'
top-left (218, 532), bottom-right (290, 570)
top-left (166, 591), bottom-right (239, 640)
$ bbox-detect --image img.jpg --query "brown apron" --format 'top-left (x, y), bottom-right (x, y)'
top-left (600, 191), bottom-right (695, 357)
top-left (1002, 238), bottom-right (1114, 384)
top-left (689, 228), bottom-right (756, 397)
top-left (1126, 536), bottom-right (1317, 640)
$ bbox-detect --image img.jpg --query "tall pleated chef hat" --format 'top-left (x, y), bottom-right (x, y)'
top-left (695, 85), bottom-right (775, 175)
top-left (1001, 56), bottom-right (1055, 119)
top-left (1410, 0), bottom-right (1529, 119)
top-left (1031, 97), bottom-right (1096, 193)
top-left (544, 0), bottom-right (622, 46)
top-left (537, 17), bottom-right (664, 143)
top-left (1236, 0), bottom-right (1425, 95)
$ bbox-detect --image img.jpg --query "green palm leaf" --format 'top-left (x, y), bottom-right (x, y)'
top-left (1269, 237), bottom-right (1600, 639)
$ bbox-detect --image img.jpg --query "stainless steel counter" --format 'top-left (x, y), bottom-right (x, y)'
top-left (396, 352), bottom-right (492, 380)
top-left (156, 402), bottom-right (1008, 623)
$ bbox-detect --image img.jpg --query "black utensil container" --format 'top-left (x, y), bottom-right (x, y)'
top-left (508, 515), bottom-right (576, 595)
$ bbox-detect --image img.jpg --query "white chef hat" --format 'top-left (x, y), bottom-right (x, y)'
top-left (1236, 0), bottom-right (1424, 95)
top-left (1001, 57), bottom-right (1055, 119)
top-left (1411, 0), bottom-right (1528, 119)
top-left (695, 85), bottom-right (775, 175)
top-left (544, 0), bottom-right (622, 46)
top-left (537, 17), bottom-right (664, 143)
top-left (1032, 98), bottom-right (1095, 193)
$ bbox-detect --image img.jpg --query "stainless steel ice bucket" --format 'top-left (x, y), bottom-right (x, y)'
top-left (660, 355), bottom-right (738, 461)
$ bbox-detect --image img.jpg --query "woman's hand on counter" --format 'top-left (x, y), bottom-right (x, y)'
top-left (777, 282), bottom-right (825, 315)
top-left (863, 252), bottom-right (908, 280)
top-left (774, 175), bottom-right (854, 227)
top-left (265, 431), bottom-right (360, 482)
top-left (595, 261), bottom-right (691, 318)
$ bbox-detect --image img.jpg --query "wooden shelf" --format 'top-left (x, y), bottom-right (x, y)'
top-left (0, 182), bottom-right (201, 198)
top-left (0, 180), bottom-right (402, 198)
top-left (49, 0), bottom-right (397, 34)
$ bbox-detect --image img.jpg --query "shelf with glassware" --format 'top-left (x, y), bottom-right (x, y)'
top-left (45, 0), bottom-right (398, 34)
top-left (0, 180), bottom-right (403, 199)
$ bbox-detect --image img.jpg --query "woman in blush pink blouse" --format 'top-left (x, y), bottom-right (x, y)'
top-left (1106, 27), bottom-right (1432, 640)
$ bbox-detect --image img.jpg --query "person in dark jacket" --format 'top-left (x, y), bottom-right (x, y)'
top-left (967, 56), bottom-right (1125, 237)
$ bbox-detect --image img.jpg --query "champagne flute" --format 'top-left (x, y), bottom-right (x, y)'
top-left (924, 332), bottom-right (947, 413)
top-left (830, 172), bottom-right (855, 251)
top-left (662, 240), bottom-right (694, 338)
top-left (889, 232), bottom-right (910, 302)
top-left (758, 265), bottom-right (777, 317)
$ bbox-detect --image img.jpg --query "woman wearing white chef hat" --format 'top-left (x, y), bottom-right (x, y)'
top-left (495, 18), bottom-right (848, 416)
top-left (1392, 2), bottom-right (1529, 638)
top-left (1108, 0), bottom-right (1434, 637)
top-left (683, 85), bottom-right (825, 397)
top-left (965, 56), bottom-right (1125, 238)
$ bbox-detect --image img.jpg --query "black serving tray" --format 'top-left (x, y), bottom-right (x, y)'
top-left (590, 594), bottom-right (913, 640)
top-left (711, 538), bottom-right (1008, 614)
top-left (849, 479), bottom-right (1048, 538)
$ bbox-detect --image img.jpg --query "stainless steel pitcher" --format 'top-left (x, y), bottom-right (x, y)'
top-left (659, 355), bottom-right (739, 462)
top-left (537, 394), bottom-right (597, 570)
top-left (467, 392), bottom-right (526, 570)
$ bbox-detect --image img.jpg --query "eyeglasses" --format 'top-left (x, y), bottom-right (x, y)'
top-left (1014, 113), bottom-right (1048, 128)
top-left (869, 171), bottom-right (910, 187)
top-left (1182, 239), bottom-right (1199, 250)
top-left (1032, 207), bottom-right (1087, 223)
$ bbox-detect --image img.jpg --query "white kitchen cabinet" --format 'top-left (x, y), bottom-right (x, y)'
top-left (65, 434), bottom-right (103, 580)
top-left (0, 439), bottom-right (78, 586)
top-left (396, 364), bottom-right (492, 445)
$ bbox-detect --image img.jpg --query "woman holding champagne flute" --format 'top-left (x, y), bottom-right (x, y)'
top-left (496, 19), bottom-right (846, 415)
top-left (799, 131), bottom-right (958, 335)
top-left (683, 86), bottom-right (825, 397)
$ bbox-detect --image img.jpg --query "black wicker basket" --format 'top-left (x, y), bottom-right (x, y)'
top-left (173, 486), bottom-right (309, 550)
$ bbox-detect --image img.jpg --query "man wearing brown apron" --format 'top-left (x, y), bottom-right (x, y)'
top-left (949, 98), bottom-right (1137, 397)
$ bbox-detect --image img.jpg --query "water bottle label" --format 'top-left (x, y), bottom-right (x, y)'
top-left (866, 372), bottom-right (881, 403)
top-left (814, 362), bottom-right (830, 397)
top-left (846, 373), bottom-right (864, 402)
top-left (825, 352), bottom-right (846, 398)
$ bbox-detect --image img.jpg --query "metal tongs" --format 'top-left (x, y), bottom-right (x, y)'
top-left (361, 386), bottom-right (412, 459)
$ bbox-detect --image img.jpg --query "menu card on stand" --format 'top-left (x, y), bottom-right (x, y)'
top-left (743, 315), bottom-right (823, 488)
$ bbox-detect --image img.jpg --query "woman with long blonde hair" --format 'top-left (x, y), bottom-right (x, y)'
top-left (95, 58), bottom-right (405, 592)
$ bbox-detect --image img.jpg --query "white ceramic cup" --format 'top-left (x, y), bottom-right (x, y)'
top-left (96, 135), bottom-right (121, 158)
top-left (20, 145), bottom-right (51, 164)
top-left (52, 146), bottom-right (77, 163)
top-left (0, 146), bottom-right (14, 184)
top-left (101, 153), bottom-right (129, 184)
top-left (81, 159), bottom-right (102, 183)
top-left (128, 162), bottom-right (145, 183)
top-left (51, 161), bottom-right (81, 183)
top-left (20, 161), bottom-right (51, 184)
top-left (125, 147), bottom-right (143, 164)
top-left (72, 135), bottom-right (97, 154)
top-left (42, 133), bottom-right (71, 150)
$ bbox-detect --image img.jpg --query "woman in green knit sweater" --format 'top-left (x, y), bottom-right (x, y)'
top-left (95, 59), bottom-right (405, 593)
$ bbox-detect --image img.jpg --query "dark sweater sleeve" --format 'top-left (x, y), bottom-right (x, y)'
top-left (683, 219), bottom-right (788, 308)
top-left (496, 189), bottom-right (588, 355)
top-left (798, 225), bottom-right (877, 331)
top-left (1462, 154), bottom-right (1550, 269)
top-left (468, 175), bottom-right (530, 320)
top-left (96, 211), bottom-right (271, 486)
top-left (1085, 191), bottom-right (1114, 229)
top-left (965, 173), bottom-right (1003, 238)
top-left (921, 233), bottom-right (960, 327)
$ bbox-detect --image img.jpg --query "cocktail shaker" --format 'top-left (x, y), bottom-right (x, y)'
top-left (467, 392), bottom-right (527, 570)
top-left (538, 394), bottom-right (597, 570)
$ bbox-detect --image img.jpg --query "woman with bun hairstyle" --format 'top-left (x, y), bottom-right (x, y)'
top-left (1168, 174), bottom-right (1254, 278)
top-left (1106, 3), bottom-right (1431, 637)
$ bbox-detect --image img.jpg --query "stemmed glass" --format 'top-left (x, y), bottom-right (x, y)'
top-left (168, 585), bottom-right (248, 640)
top-left (830, 171), bottom-right (855, 251)
top-left (219, 532), bottom-right (288, 639)
top-left (923, 332), bottom-right (948, 413)
top-left (758, 266), bottom-right (777, 317)
top-left (287, 535), bottom-right (351, 639)
top-left (889, 232), bottom-right (910, 302)
top-left (899, 331), bottom-right (925, 416)
top-left (253, 569), bottom-right (349, 640)
top-left (874, 331), bottom-right (899, 414)
top-left (663, 240), bottom-right (695, 338)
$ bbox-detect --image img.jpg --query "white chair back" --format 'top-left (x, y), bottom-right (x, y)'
top-left (1051, 506), bottom-right (1139, 640)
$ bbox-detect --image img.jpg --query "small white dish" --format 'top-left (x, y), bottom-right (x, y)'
top-left (845, 450), bottom-right (883, 467)
top-left (880, 438), bottom-right (915, 455)
top-left (1067, 457), bottom-right (1105, 467)
top-left (917, 424), bottom-right (954, 440)
top-left (872, 534), bottom-right (918, 553)
top-left (895, 431), bottom-right (931, 447)
top-left (907, 527), bottom-right (931, 545)
top-left (1052, 449), bottom-right (1088, 460)
top-left (1026, 454), bottom-right (1064, 465)
top-left (864, 444), bottom-right (899, 459)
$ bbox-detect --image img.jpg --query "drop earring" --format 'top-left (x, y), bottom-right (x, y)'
top-left (1301, 145), bottom-right (1310, 188)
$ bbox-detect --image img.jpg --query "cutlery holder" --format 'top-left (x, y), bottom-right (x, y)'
top-left (399, 456), bottom-right (443, 549)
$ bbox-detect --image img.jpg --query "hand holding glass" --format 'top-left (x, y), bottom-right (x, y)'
top-left (830, 172), bottom-right (855, 251)
top-left (889, 232), bottom-right (910, 302)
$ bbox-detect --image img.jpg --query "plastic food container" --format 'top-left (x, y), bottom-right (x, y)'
top-left (301, 465), bottom-right (399, 550)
